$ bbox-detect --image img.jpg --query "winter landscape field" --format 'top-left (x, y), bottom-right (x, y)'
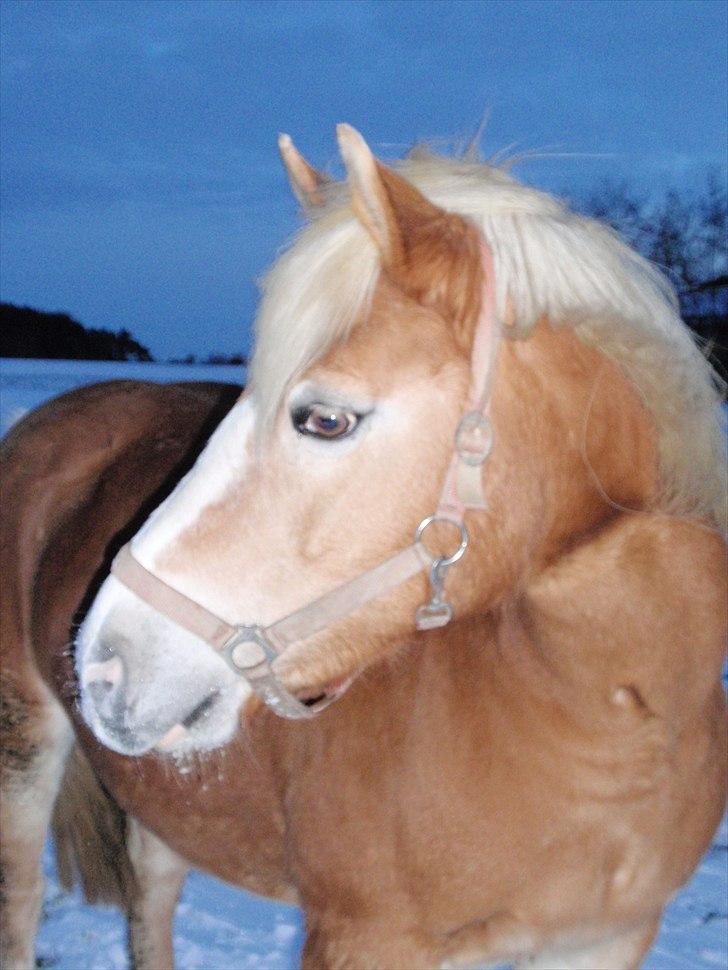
top-left (1, 357), bottom-right (726, 970)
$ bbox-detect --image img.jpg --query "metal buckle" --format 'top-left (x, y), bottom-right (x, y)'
top-left (455, 411), bottom-right (493, 466)
top-left (221, 625), bottom-right (278, 674)
top-left (221, 626), bottom-right (328, 720)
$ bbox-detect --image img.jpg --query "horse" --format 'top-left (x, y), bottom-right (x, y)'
top-left (1, 124), bottom-right (726, 970)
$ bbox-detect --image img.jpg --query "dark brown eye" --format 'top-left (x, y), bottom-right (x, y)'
top-left (292, 403), bottom-right (359, 439)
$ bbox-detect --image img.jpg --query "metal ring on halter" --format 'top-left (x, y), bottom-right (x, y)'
top-left (414, 515), bottom-right (469, 567)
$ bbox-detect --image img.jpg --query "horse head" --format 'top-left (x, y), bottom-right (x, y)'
top-left (75, 126), bottom-right (723, 757)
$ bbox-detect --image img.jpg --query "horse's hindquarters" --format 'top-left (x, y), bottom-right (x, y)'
top-left (0, 682), bottom-right (73, 969)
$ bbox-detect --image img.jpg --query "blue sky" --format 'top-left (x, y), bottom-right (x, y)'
top-left (1, 0), bottom-right (726, 360)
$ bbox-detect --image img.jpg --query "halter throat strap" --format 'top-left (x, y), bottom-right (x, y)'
top-left (110, 242), bottom-right (501, 720)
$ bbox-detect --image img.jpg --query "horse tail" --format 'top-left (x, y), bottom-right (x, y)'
top-left (51, 744), bottom-right (135, 907)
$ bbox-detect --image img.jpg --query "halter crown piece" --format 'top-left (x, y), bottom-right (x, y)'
top-left (110, 242), bottom-right (502, 719)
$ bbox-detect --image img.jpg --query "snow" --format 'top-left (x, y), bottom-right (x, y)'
top-left (33, 818), bottom-right (728, 970)
top-left (37, 841), bottom-right (304, 970)
top-left (3, 358), bottom-right (726, 970)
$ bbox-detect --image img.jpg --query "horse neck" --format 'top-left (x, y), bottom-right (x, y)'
top-left (461, 320), bottom-right (659, 608)
top-left (509, 320), bottom-right (656, 545)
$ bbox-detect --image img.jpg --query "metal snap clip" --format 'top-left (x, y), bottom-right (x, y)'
top-left (415, 558), bottom-right (455, 631)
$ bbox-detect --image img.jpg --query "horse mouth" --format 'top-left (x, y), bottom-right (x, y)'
top-left (296, 674), bottom-right (354, 709)
top-left (301, 692), bottom-right (327, 707)
top-left (153, 676), bottom-right (353, 751)
top-left (153, 689), bottom-right (223, 752)
top-left (182, 690), bottom-right (220, 726)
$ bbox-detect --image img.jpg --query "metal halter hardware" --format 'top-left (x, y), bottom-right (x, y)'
top-left (109, 243), bottom-right (501, 721)
top-left (414, 514), bottom-right (469, 567)
top-left (221, 625), bottom-right (277, 672)
top-left (220, 625), bottom-right (333, 718)
top-left (414, 515), bottom-right (469, 631)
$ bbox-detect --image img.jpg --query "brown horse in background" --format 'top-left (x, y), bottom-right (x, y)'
top-left (1, 125), bottom-right (726, 970)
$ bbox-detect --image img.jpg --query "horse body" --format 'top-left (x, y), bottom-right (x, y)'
top-left (2, 126), bottom-right (726, 969)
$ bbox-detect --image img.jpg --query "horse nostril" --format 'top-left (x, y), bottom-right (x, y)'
top-left (82, 654), bottom-right (124, 689)
top-left (83, 653), bottom-right (128, 722)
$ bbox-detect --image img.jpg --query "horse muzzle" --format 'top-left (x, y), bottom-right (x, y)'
top-left (76, 585), bottom-right (249, 756)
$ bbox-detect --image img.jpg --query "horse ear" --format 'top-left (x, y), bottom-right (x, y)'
top-left (278, 133), bottom-right (330, 212)
top-left (336, 123), bottom-right (483, 346)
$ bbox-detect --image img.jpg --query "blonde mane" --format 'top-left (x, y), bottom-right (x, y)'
top-left (251, 149), bottom-right (726, 531)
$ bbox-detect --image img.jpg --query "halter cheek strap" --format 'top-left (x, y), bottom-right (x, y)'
top-left (109, 242), bottom-right (502, 720)
top-left (439, 242), bottom-right (500, 519)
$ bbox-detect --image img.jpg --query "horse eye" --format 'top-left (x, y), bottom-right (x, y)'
top-left (292, 403), bottom-right (359, 439)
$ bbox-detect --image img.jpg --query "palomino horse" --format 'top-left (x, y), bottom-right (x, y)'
top-left (1, 125), bottom-right (726, 970)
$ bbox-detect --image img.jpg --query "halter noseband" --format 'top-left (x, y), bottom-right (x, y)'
top-left (110, 243), bottom-right (501, 720)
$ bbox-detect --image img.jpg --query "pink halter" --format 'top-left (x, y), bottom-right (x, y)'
top-left (110, 244), bottom-right (502, 719)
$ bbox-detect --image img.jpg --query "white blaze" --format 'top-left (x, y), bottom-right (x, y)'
top-left (132, 396), bottom-right (257, 568)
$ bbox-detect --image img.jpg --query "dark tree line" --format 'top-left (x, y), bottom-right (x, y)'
top-left (0, 303), bottom-right (153, 361)
top-left (582, 171), bottom-right (726, 294)
top-left (579, 171), bottom-right (727, 374)
top-left (2, 173), bottom-right (724, 371)
top-left (170, 352), bottom-right (247, 366)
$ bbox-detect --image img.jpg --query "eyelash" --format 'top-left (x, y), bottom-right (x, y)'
top-left (291, 403), bottom-right (361, 440)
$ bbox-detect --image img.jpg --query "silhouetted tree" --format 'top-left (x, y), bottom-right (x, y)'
top-left (582, 172), bottom-right (726, 292)
top-left (0, 304), bottom-right (153, 361)
top-left (204, 352), bottom-right (247, 366)
top-left (580, 171), bottom-right (727, 374)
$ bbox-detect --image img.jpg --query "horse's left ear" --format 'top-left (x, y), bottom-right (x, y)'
top-left (336, 123), bottom-right (483, 347)
top-left (278, 133), bottom-right (331, 212)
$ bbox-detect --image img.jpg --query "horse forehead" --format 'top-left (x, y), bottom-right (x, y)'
top-left (313, 283), bottom-right (462, 390)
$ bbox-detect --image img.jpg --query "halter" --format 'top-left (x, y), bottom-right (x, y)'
top-left (110, 244), bottom-right (502, 720)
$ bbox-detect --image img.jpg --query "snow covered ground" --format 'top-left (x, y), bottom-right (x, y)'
top-left (2, 358), bottom-right (726, 970)
top-left (35, 818), bottom-right (728, 970)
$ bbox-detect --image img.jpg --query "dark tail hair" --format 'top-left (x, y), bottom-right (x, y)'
top-left (52, 745), bottom-right (135, 907)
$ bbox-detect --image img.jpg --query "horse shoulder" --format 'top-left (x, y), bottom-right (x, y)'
top-left (521, 512), bottom-right (726, 720)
